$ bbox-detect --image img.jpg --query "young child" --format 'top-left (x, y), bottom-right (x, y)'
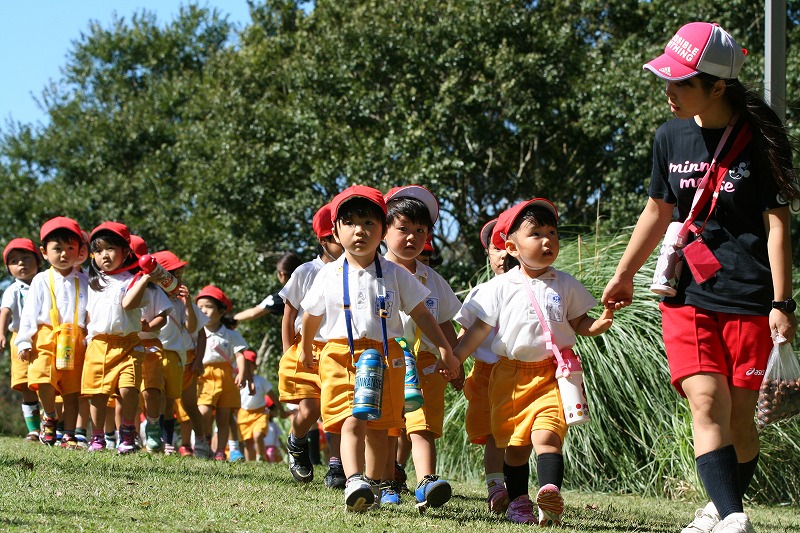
top-left (234, 252), bottom-right (303, 322)
top-left (380, 185), bottom-right (461, 510)
top-left (16, 217), bottom-right (88, 447)
top-left (1, 238), bottom-right (43, 441)
top-left (278, 203), bottom-right (346, 487)
top-left (454, 198), bottom-right (614, 525)
top-left (238, 349), bottom-right (284, 461)
top-left (150, 250), bottom-right (209, 457)
top-left (455, 219), bottom-right (510, 513)
top-left (300, 185), bottom-right (459, 513)
top-left (82, 221), bottom-right (164, 454)
top-left (195, 285), bottom-right (248, 461)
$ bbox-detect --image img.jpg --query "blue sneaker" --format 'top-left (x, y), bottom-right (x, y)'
top-left (228, 449), bottom-right (245, 462)
top-left (380, 481), bottom-right (401, 505)
top-left (414, 475), bottom-right (451, 514)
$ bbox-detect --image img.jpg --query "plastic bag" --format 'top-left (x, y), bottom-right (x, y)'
top-left (756, 339), bottom-right (800, 430)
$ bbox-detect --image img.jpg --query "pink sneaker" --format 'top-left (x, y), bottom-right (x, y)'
top-left (536, 484), bottom-right (564, 526)
top-left (507, 495), bottom-right (536, 524)
top-left (88, 435), bottom-right (106, 452)
top-left (487, 481), bottom-right (510, 514)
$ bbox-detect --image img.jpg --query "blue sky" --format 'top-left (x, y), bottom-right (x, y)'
top-left (0, 1), bottom-right (253, 129)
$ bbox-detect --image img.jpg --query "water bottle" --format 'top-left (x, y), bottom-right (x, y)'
top-left (395, 337), bottom-right (424, 413)
top-left (650, 222), bottom-right (684, 296)
top-left (352, 349), bottom-right (385, 421)
top-left (55, 323), bottom-right (76, 371)
top-left (555, 349), bottom-right (590, 426)
top-left (138, 254), bottom-right (180, 294)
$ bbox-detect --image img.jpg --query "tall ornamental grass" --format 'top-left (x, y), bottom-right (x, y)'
top-left (438, 231), bottom-right (800, 505)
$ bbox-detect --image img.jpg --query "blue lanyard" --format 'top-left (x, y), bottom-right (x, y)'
top-left (343, 256), bottom-right (389, 363)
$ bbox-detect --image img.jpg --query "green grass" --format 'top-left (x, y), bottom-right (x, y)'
top-left (0, 436), bottom-right (798, 532)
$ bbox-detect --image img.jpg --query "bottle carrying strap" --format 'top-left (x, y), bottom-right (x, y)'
top-left (48, 268), bottom-right (79, 333)
top-left (518, 270), bottom-right (569, 376)
top-left (343, 256), bottom-right (389, 364)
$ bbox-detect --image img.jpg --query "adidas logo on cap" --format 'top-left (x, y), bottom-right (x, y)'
top-left (659, 66), bottom-right (671, 75)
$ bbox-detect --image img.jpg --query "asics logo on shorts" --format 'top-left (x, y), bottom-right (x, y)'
top-left (745, 368), bottom-right (765, 376)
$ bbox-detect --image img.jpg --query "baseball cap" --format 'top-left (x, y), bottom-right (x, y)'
top-left (129, 235), bottom-right (148, 257)
top-left (644, 22), bottom-right (746, 81)
top-left (384, 185), bottom-right (439, 224)
top-left (3, 238), bottom-right (39, 265)
top-left (480, 219), bottom-right (498, 250)
top-left (151, 250), bottom-right (188, 272)
top-left (90, 221), bottom-right (131, 244)
top-left (422, 234), bottom-right (434, 254)
top-left (242, 349), bottom-right (257, 364)
top-left (40, 216), bottom-right (83, 243)
top-left (312, 203), bottom-right (334, 239)
top-left (330, 185), bottom-right (387, 223)
top-left (492, 198), bottom-right (559, 250)
top-left (196, 285), bottom-right (232, 312)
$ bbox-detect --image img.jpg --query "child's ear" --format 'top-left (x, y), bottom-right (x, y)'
top-left (332, 226), bottom-right (342, 244)
top-left (505, 238), bottom-right (519, 257)
top-left (39, 245), bottom-right (46, 257)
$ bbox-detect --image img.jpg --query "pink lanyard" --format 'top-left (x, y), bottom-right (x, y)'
top-left (518, 270), bottom-right (569, 375)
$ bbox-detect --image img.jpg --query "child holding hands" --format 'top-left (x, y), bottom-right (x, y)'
top-left (454, 198), bottom-right (613, 525)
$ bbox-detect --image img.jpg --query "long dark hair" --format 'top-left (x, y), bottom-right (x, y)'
top-left (88, 231), bottom-right (137, 291)
top-left (697, 73), bottom-right (800, 203)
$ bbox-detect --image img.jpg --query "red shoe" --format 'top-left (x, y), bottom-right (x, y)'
top-left (178, 445), bottom-right (194, 457)
top-left (40, 418), bottom-right (57, 446)
top-left (214, 451), bottom-right (227, 461)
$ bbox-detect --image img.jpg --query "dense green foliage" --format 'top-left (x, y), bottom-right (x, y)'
top-left (1, 0), bottom-right (800, 505)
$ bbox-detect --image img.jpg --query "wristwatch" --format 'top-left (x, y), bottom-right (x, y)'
top-left (771, 298), bottom-right (797, 313)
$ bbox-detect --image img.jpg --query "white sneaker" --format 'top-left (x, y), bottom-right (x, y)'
top-left (711, 513), bottom-right (754, 533)
top-left (682, 502), bottom-right (720, 533)
top-left (344, 476), bottom-right (375, 513)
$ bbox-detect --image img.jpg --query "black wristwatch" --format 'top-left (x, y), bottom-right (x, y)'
top-left (772, 298), bottom-right (797, 313)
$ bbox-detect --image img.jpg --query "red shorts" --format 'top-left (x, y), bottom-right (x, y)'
top-left (660, 303), bottom-right (772, 397)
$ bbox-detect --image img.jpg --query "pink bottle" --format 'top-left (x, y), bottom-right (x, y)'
top-left (138, 254), bottom-right (180, 294)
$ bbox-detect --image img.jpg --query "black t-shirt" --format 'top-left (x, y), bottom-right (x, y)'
top-left (648, 117), bottom-right (788, 315)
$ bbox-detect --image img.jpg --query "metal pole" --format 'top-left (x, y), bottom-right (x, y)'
top-left (765, 0), bottom-right (787, 122)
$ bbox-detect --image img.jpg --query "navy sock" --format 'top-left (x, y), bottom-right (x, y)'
top-left (536, 453), bottom-right (564, 489)
top-left (503, 461), bottom-right (529, 503)
top-left (696, 445), bottom-right (742, 518)
top-left (738, 453), bottom-right (759, 499)
top-left (162, 418), bottom-right (175, 445)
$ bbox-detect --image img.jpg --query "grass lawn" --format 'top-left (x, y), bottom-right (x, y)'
top-left (0, 436), bottom-right (798, 532)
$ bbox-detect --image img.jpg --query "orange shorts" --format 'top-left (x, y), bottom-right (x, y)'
top-left (319, 338), bottom-right (404, 433)
top-left (404, 350), bottom-right (446, 438)
top-left (140, 338), bottom-right (164, 392)
top-left (237, 407), bottom-right (268, 441)
top-left (489, 357), bottom-right (566, 448)
top-left (464, 360), bottom-right (495, 445)
top-left (278, 335), bottom-right (324, 403)
top-left (197, 363), bottom-right (241, 409)
top-left (161, 349), bottom-right (183, 399)
top-left (9, 332), bottom-right (30, 390)
top-left (81, 333), bottom-right (143, 396)
top-left (183, 349), bottom-right (198, 391)
top-left (27, 324), bottom-right (86, 396)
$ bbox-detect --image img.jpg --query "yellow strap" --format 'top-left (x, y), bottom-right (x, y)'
top-left (48, 268), bottom-right (80, 334)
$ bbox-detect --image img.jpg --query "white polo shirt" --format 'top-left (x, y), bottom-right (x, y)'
top-left (454, 283), bottom-right (500, 364)
top-left (461, 266), bottom-right (596, 362)
top-left (159, 298), bottom-right (208, 363)
top-left (1, 279), bottom-right (31, 333)
top-left (279, 257), bottom-right (325, 340)
top-left (87, 271), bottom-right (150, 339)
top-left (139, 285), bottom-right (174, 341)
top-left (240, 374), bottom-right (273, 410)
top-left (202, 324), bottom-right (247, 366)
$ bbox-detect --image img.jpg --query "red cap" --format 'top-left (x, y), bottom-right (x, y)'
top-left (242, 349), bottom-right (257, 364)
top-left (480, 219), bottom-right (498, 250)
top-left (151, 250), bottom-right (188, 272)
top-left (644, 22), bottom-right (746, 81)
top-left (312, 203), bottom-right (334, 239)
top-left (40, 216), bottom-right (83, 243)
top-left (195, 285), bottom-right (232, 313)
top-left (330, 185), bottom-right (387, 224)
top-left (492, 198), bottom-right (558, 250)
top-left (384, 185), bottom-right (439, 224)
top-left (129, 235), bottom-right (148, 257)
top-left (3, 238), bottom-right (39, 265)
top-left (90, 221), bottom-right (131, 244)
top-left (422, 234), bottom-right (434, 254)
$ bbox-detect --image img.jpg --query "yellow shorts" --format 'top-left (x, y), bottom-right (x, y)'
top-left (489, 357), bottom-right (566, 448)
top-left (161, 349), bottom-right (183, 399)
top-left (27, 324), bottom-right (86, 396)
top-left (140, 338), bottom-right (164, 392)
top-left (9, 332), bottom-right (30, 390)
top-left (81, 333), bottom-right (143, 396)
top-left (464, 360), bottom-right (495, 445)
top-left (278, 335), bottom-right (324, 403)
top-left (182, 349), bottom-right (198, 391)
top-left (237, 407), bottom-right (268, 441)
top-left (197, 363), bottom-right (241, 409)
top-left (319, 339), bottom-right (404, 433)
top-left (404, 350), bottom-right (446, 438)
top-left (174, 397), bottom-right (189, 423)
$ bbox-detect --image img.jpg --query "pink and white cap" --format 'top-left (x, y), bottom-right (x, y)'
top-left (644, 22), bottom-right (746, 81)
